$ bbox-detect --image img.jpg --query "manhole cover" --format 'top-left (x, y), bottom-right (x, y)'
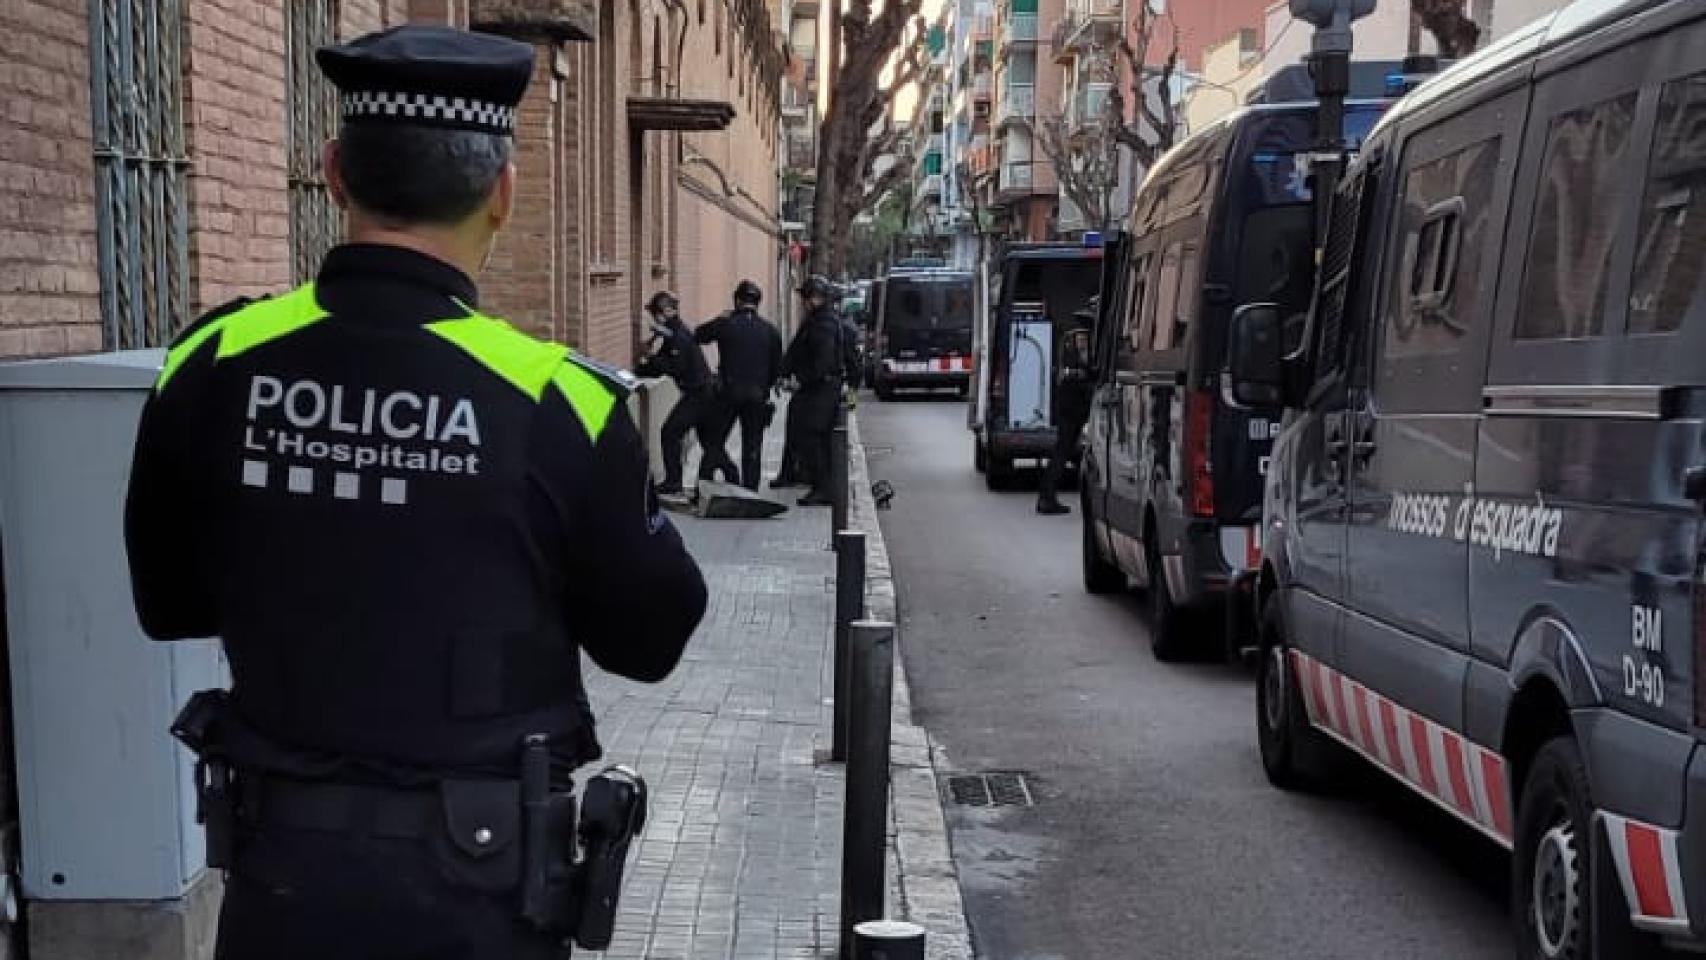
top-left (945, 772), bottom-right (1034, 807)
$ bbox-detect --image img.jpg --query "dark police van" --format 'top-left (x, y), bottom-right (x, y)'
top-left (1079, 96), bottom-right (1387, 660)
top-left (1229, 0), bottom-right (1706, 955)
top-left (870, 267), bottom-right (976, 400)
top-left (971, 242), bottom-right (1104, 489)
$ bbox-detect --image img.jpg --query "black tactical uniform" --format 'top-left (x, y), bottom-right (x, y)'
top-left (1037, 309), bottom-right (1096, 514)
top-left (125, 27), bottom-right (706, 960)
top-left (637, 296), bottom-right (737, 492)
top-left (695, 282), bottom-right (782, 490)
top-left (784, 278), bottom-right (845, 506)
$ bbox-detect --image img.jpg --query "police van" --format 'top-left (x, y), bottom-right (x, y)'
top-left (970, 241), bottom-right (1104, 489)
top-left (1228, 0), bottom-right (1706, 955)
top-left (1079, 96), bottom-right (1388, 661)
top-left (870, 266), bottom-right (977, 400)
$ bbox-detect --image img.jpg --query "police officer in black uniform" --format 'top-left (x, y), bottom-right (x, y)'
top-left (124, 26), bottom-right (707, 960)
top-left (694, 280), bottom-right (782, 491)
top-left (1036, 305), bottom-right (1097, 515)
top-left (783, 275), bottom-right (845, 507)
top-left (637, 290), bottom-right (738, 493)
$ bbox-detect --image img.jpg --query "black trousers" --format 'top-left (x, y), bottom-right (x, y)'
top-left (776, 400), bottom-right (805, 484)
top-left (1038, 409), bottom-right (1088, 504)
top-left (793, 384), bottom-right (840, 498)
top-left (216, 827), bottom-right (562, 960)
top-left (661, 387), bottom-right (736, 487)
top-left (711, 395), bottom-right (772, 491)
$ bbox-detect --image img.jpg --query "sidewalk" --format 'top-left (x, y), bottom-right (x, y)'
top-left (579, 407), bottom-right (972, 960)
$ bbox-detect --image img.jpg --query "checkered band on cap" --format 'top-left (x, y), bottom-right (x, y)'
top-left (341, 91), bottom-right (516, 132)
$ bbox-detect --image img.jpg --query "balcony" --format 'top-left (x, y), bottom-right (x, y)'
top-left (971, 72), bottom-right (992, 100)
top-left (919, 173), bottom-right (944, 198)
top-left (1000, 13), bottom-right (1037, 50)
top-left (926, 133), bottom-right (945, 156)
top-left (787, 135), bottom-right (816, 169)
top-left (1069, 82), bottom-right (1112, 130)
top-left (792, 0), bottom-right (819, 16)
top-left (999, 161), bottom-right (1034, 196)
top-left (996, 82), bottom-right (1035, 127)
top-left (1053, 0), bottom-right (1121, 59)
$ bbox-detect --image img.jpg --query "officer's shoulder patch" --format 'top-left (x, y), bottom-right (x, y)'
top-left (563, 352), bottom-right (639, 399)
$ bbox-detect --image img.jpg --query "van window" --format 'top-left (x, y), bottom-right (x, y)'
top-left (1384, 138), bottom-right (1499, 359)
top-left (1118, 252), bottom-right (1151, 369)
top-left (1152, 244), bottom-right (1184, 351)
top-left (1629, 72), bottom-right (1706, 336)
top-left (1515, 92), bottom-right (1640, 340)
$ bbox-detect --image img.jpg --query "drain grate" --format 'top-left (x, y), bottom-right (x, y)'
top-left (945, 772), bottom-right (1034, 807)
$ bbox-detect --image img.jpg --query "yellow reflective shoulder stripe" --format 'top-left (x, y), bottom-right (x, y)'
top-left (155, 284), bottom-right (328, 392)
top-left (551, 359), bottom-right (617, 443)
top-left (156, 316), bottom-right (233, 392)
top-left (215, 283), bottom-right (328, 361)
top-left (425, 315), bottom-right (568, 402)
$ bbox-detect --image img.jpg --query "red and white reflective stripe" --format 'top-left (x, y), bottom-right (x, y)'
top-left (1602, 812), bottom-right (1692, 935)
top-left (1288, 650), bottom-right (1513, 846)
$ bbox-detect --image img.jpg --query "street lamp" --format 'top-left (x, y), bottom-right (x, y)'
top-left (1287, 0), bottom-right (1374, 249)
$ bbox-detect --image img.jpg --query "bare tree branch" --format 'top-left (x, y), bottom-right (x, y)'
top-left (1034, 114), bottom-right (1114, 232)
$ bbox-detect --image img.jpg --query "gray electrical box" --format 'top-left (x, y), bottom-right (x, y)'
top-left (0, 349), bottom-right (225, 901)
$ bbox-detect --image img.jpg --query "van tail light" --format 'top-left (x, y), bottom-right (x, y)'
top-left (1185, 388), bottom-right (1215, 518)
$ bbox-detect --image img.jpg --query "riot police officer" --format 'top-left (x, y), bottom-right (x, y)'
top-left (124, 26), bottom-right (707, 959)
top-left (638, 290), bottom-right (738, 494)
top-left (1037, 306), bottom-right (1097, 515)
top-left (694, 280), bottom-right (783, 490)
top-left (783, 275), bottom-right (845, 507)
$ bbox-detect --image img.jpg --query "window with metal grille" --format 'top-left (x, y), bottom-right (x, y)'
top-left (90, 0), bottom-right (191, 351)
top-left (288, 1), bottom-right (342, 284)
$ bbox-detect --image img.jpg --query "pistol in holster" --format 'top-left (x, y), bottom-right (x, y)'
top-left (170, 689), bottom-right (240, 869)
top-left (516, 736), bottom-right (648, 951)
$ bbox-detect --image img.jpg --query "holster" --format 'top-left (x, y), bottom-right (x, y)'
top-left (516, 737), bottom-right (648, 951)
top-left (170, 690), bottom-right (240, 869)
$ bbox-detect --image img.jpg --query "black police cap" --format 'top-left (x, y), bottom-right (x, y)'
top-left (316, 25), bottom-right (534, 137)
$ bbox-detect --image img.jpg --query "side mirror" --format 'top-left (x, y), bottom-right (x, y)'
top-left (1228, 303), bottom-right (1286, 408)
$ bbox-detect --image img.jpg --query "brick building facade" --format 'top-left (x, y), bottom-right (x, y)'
top-left (0, 0), bottom-right (784, 369)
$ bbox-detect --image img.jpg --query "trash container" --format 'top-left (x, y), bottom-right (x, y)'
top-left (0, 349), bottom-right (224, 902)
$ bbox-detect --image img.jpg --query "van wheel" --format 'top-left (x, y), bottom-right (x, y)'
top-left (973, 437), bottom-right (987, 474)
top-left (985, 454), bottom-right (1013, 491)
top-left (1081, 506), bottom-right (1123, 595)
top-left (1146, 542), bottom-right (1189, 661)
top-left (1514, 738), bottom-right (1593, 960)
top-left (1256, 602), bottom-right (1336, 791)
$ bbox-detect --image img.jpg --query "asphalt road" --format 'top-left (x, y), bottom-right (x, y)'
top-left (862, 395), bottom-right (1512, 960)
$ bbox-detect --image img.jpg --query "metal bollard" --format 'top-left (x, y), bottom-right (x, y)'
top-left (852, 920), bottom-right (925, 960)
top-left (831, 530), bottom-right (867, 762)
top-left (840, 620), bottom-right (895, 959)
top-left (830, 422), bottom-right (850, 540)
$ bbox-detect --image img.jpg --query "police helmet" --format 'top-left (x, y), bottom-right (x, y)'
top-left (733, 280), bottom-right (763, 307)
top-left (647, 290), bottom-right (680, 315)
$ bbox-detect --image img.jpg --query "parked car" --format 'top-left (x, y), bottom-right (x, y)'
top-left (1231, 1), bottom-right (1706, 955)
top-left (1079, 95), bottom-right (1388, 661)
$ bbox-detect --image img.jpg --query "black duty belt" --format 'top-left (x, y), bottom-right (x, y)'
top-left (244, 776), bottom-right (440, 840)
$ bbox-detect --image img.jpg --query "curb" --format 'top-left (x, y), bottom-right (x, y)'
top-left (847, 411), bottom-right (975, 960)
